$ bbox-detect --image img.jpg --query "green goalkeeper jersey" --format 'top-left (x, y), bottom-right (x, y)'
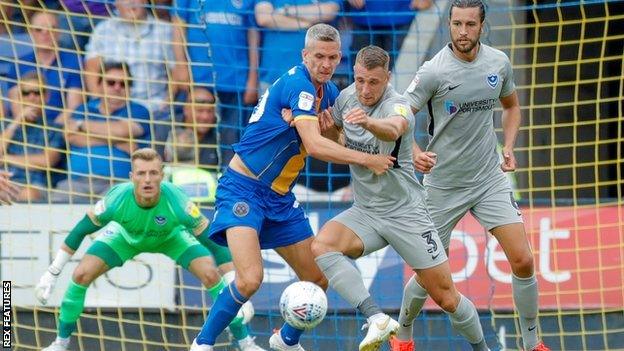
top-left (88, 181), bottom-right (209, 249)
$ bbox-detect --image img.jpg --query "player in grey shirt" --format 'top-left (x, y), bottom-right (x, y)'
top-left (311, 46), bottom-right (488, 351)
top-left (393, 1), bottom-right (550, 351)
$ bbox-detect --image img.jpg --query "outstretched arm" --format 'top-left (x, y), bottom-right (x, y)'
top-left (35, 214), bottom-right (103, 304)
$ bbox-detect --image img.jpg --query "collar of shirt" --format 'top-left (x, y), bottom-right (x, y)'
top-left (111, 15), bottom-right (155, 39)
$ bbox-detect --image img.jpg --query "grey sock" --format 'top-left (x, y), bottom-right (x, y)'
top-left (446, 295), bottom-right (486, 348)
top-left (357, 296), bottom-right (383, 319)
top-left (397, 275), bottom-right (428, 340)
top-left (315, 252), bottom-right (379, 315)
top-left (512, 274), bottom-right (539, 350)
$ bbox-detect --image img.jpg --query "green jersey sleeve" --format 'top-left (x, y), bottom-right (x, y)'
top-left (162, 182), bottom-right (210, 235)
top-left (89, 183), bottom-right (132, 226)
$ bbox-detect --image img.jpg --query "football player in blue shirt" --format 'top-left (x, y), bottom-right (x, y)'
top-left (191, 23), bottom-right (395, 351)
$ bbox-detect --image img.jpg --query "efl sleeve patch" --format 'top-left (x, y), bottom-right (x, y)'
top-left (185, 202), bottom-right (201, 218)
top-left (297, 91), bottom-right (315, 111)
top-left (393, 104), bottom-right (409, 118)
top-left (93, 199), bottom-right (106, 217)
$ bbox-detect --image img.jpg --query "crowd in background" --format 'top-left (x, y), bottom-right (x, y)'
top-left (0, 0), bottom-right (433, 203)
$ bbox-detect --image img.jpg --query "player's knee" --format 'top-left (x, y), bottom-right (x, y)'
top-left (71, 266), bottom-right (97, 286)
top-left (310, 237), bottom-right (334, 258)
top-left (510, 253), bottom-right (535, 277)
top-left (431, 290), bottom-right (460, 313)
top-left (428, 281), bottom-right (459, 312)
top-left (201, 267), bottom-right (222, 288)
top-left (235, 270), bottom-right (263, 297)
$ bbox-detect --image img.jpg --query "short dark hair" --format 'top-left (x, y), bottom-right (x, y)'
top-left (355, 45), bottom-right (390, 71)
top-left (99, 61), bottom-right (133, 85)
top-left (449, 0), bottom-right (486, 23)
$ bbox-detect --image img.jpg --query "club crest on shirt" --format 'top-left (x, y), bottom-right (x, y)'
top-left (486, 73), bottom-right (499, 89)
top-left (298, 91), bottom-right (314, 111)
top-left (154, 215), bottom-right (167, 225)
top-left (233, 201), bottom-right (250, 217)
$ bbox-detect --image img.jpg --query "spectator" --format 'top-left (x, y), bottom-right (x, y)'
top-left (160, 87), bottom-right (220, 203)
top-left (58, 0), bottom-right (111, 52)
top-left (0, 71), bottom-right (63, 202)
top-left (255, 0), bottom-right (340, 93)
top-left (5, 9), bottom-right (83, 123)
top-left (84, 0), bottom-right (188, 113)
top-left (0, 0), bottom-right (47, 35)
top-left (347, 0), bottom-right (432, 71)
top-left (151, 0), bottom-right (173, 21)
top-left (52, 61), bottom-right (151, 203)
top-left (172, 0), bottom-right (258, 166)
top-left (0, 170), bottom-right (20, 205)
top-left (162, 87), bottom-right (219, 168)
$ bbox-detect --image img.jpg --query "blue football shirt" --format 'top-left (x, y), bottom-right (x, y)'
top-left (234, 63), bottom-right (338, 194)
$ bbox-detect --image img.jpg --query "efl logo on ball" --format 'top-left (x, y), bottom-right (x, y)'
top-left (279, 281), bottom-right (327, 330)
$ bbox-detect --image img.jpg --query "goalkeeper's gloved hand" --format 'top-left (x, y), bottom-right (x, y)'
top-left (35, 268), bottom-right (60, 305)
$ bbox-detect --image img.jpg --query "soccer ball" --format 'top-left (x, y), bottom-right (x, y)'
top-left (279, 281), bottom-right (328, 330)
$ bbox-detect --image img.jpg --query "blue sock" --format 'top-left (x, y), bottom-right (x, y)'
top-left (280, 322), bottom-right (304, 346)
top-left (196, 282), bottom-right (248, 345)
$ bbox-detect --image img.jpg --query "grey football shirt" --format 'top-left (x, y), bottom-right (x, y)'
top-left (404, 43), bottom-right (515, 188)
top-left (332, 84), bottom-right (427, 214)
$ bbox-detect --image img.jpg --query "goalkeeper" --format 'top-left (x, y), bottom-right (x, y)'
top-left (36, 148), bottom-right (264, 351)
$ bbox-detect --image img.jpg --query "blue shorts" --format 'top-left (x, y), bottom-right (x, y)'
top-left (208, 168), bottom-right (313, 249)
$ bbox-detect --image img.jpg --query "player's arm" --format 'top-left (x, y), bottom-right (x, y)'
top-left (319, 108), bottom-right (343, 144)
top-left (34, 213), bottom-right (104, 304)
top-left (500, 91), bottom-right (521, 172)
top-left (404, 64), bottom-right (439, 173)
top-left (275, 1), bottom-right (340, 24)
top-left (255, 1), bottom-right (311, 30)
top-left (295, 118), bottom-right (394, 175)
top-left (402, 105), bottom-right (436, 172)
top-left (175, 193), bottom-right (235, 268)
top-left (343, 107), bottom-right (407, 142)
top-left (35, 188), bottom-right (117, 304)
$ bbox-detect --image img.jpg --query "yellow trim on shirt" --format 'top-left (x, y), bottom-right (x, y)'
top-left (271, 144), bottom-right (308, 195)
top-left (294, 114), bottom-right (318, 122)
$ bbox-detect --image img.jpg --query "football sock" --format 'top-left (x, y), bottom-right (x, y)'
top-left (446, 295), bottom-right (487, 349)
top-left (315, 252), bottom-right (381, 317)
top-left (280, 322), bottom-right (304, 346)
top-left (196, 282), bottom-right (247, 345)
top-left (397, 274), bottom-right (429, 340)
top-left (513, 274), bottom-right (539, 350)
top-left (58, 279), bottom-right (88, 338)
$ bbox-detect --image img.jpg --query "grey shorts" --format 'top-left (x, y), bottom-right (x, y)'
top-left (426, 177), bottom-right (524, 249)
top-left (332, 204), bottom-right (447, 270)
